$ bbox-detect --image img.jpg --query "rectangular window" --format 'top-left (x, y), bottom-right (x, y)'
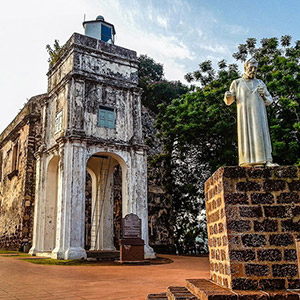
top-left (0, 151), bottom-right (2, 182)
top-left (55, 111), bottom-right (63, 134)
top-left (12, 141), bottom-right (19, 172)
top-left (98, 107), bottom-right (115, 129)
top-left (101, 24), bottom-right (112, 42)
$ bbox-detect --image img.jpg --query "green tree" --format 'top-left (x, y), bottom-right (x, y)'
top-left (155, 36), bottom-right (300, 254)
top-left (138, 55), bottom-right (188, 114)
top-left (143, 80), bottom-right (188, 114)
top-left (154, 63), bottom-right (239, 253)
top-left (138, 54), bottom-right (164, 89)
top-left (138, 55), bottom-right (189, 253)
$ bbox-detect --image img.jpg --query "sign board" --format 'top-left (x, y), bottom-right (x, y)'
top-left (122, 213), bottom-right (141, 239)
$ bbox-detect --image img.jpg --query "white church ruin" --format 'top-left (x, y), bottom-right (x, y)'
top-left (0, 16), bottom-right (155, 260)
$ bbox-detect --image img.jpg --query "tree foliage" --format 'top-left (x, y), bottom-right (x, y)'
top-left (138, 54), bottom-right (164, 88)
top-left (158, 35), bottom-right (300, 172)
top-left (157, 62), bottom-right (240, 171)
top-left (138, 55), bottom-right (188, 114)
top-left (46, 39), bottom-right (64, 66)
top-left (154, 35), bottom-right (300, 254)
top-left (142, 80), bottom-right (188, 114)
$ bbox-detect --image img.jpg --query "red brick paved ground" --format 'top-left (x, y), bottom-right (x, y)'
top-left (0, 254), bottom-right (210, 300)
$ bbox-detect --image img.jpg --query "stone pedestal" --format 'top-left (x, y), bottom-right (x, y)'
top-left (120, 238), bottom-right (144, 262)
top-left (119, 213), bottom-right (145, 262)
top-left (147, 166), bottom-right (300, 299)
top-left (205, 166), bottom-right (300, 291)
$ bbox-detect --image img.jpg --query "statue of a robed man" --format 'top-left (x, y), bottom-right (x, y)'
top-left (224, 58), bottom-right (278, 167)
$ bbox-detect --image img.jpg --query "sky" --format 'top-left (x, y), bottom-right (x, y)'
top-left (0, 0), bottom-right (299, 132)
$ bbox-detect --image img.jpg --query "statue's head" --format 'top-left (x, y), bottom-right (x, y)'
top-left (244, 58), bottom-right (258, 79)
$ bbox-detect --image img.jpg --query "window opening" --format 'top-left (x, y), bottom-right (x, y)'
top-left (101, 24), bottom-right (112, 42)
top-left (0, 151), bottom-right (2, 182)
top-left (98, 106), bottom-right (115, 129)
top-left (12, 141), bottom-right (19, 172)
top-left (55, 111), bottom-right (63, 134)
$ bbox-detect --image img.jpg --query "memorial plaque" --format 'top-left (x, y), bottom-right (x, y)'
top-left (122, 213), bottom-right (141, 239)
top-left (120, 213), bottom-right (144, 262)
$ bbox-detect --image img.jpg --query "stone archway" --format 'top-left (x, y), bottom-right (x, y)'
top-left (85, 152), bottom-right (125, 251)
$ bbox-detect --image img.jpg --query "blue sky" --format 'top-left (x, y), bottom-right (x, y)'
top-left (0, 0), bottom-right (299, 132)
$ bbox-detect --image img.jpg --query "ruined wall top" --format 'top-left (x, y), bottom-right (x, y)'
top-left (47, 33), bottom-right (139, 94)
top-left (71, 33), bottom-right (136, 60)
top-left (0, 94), bottom-right (47, 146)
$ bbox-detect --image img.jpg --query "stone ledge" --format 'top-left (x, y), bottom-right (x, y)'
top-left (146, 293), bottom-right (168, 300)
top-left (186, 279), bottom-right (300, 299)
top-left (167, 286), bottom-right (198, 300)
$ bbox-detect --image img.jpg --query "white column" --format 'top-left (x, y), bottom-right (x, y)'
top-left (51, 144), bottom-right (65, 259)
top-left (124, 149), bottom-right (155, 259)
top-left (90, 173), bottom-right (99, 250)
top-left (51, 141), bottom-right (87, 259)
top-left (29, 153), bottom-right (44, 255)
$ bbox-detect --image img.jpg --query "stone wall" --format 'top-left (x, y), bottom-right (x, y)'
top-left (0, 95), bottom-right (44, 250)
top-left (148, 184), bottom-right (174, 253)
top-left (141, 106), bottom-right (174, 253)
top-left (205, 166), bottom-right (300, 290)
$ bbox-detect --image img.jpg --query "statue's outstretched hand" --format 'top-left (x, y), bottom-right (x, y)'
top-left (225, 91), bottom-right (233, 98)
top-left (257, 85), bottom-right (265, 98)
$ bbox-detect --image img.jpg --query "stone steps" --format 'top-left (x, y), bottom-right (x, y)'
top-left (146, 293), bottom-right (168, 300)
top-left (147, 279), bottom-right (300, 300)
top-left (166, 286), bottom-right (198, 300)
top-left (186, 279), bottom-right (237, 299)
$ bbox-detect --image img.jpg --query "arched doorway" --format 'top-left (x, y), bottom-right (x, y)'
top-left (44, 155), bottom-right (59, 251)
top-left (85, 152), bottom-right (125, 252)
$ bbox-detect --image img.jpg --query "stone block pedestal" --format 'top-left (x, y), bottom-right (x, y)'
top-left (147, 166), bottom-right (300, 299)
top-left (205, 166), bottom-right (300, 291)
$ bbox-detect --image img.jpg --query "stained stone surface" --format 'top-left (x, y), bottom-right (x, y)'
top-left (205, 166), bottom-right (300, 290)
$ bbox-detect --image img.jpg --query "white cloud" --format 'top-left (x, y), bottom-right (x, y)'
top-left (156, 16), bottom-right (168, 29)
top-left (226, 24), bottom-right (249, 35)
top-left (0, 0), bottom-right (263, 132)
top-left (199, 43), bottom-right (229, 55)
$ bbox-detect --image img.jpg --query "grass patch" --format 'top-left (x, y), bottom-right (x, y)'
top-left (0, 250), bottom-right (24, 255)
top-left (23, 256), bottom-right (173, 266)
top-left (23, 258), bottom-right (87, 266)
top-left (2, 253), bottom-right (31, 257)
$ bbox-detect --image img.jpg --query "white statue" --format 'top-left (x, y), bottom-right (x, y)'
top-left (224, 58), bottom-right (278, 167)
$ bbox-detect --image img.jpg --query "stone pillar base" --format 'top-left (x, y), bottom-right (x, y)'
top-left (186, 279), bottom-right (300, 299)
top-left (144, 244), bottom-right (156, 259)
top-left (147, 167), bottom-right (300, 299)
top-left (205, 166), bottom-right (300, 290)
top-left (147, 279), bottom-right (300, 299)
top-left (63, 247), bottom-right (87, 260)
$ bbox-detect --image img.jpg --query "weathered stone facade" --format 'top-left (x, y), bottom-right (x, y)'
top-left (27, 33), bottom-right (155, 259)
top-left (0, 32), bottom-right (159, 258)
top-left (0, 94), bottom-right (45, 250)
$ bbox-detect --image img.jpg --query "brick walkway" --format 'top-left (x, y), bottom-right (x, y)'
top-left (0, 254), bottom-right (209, 300)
